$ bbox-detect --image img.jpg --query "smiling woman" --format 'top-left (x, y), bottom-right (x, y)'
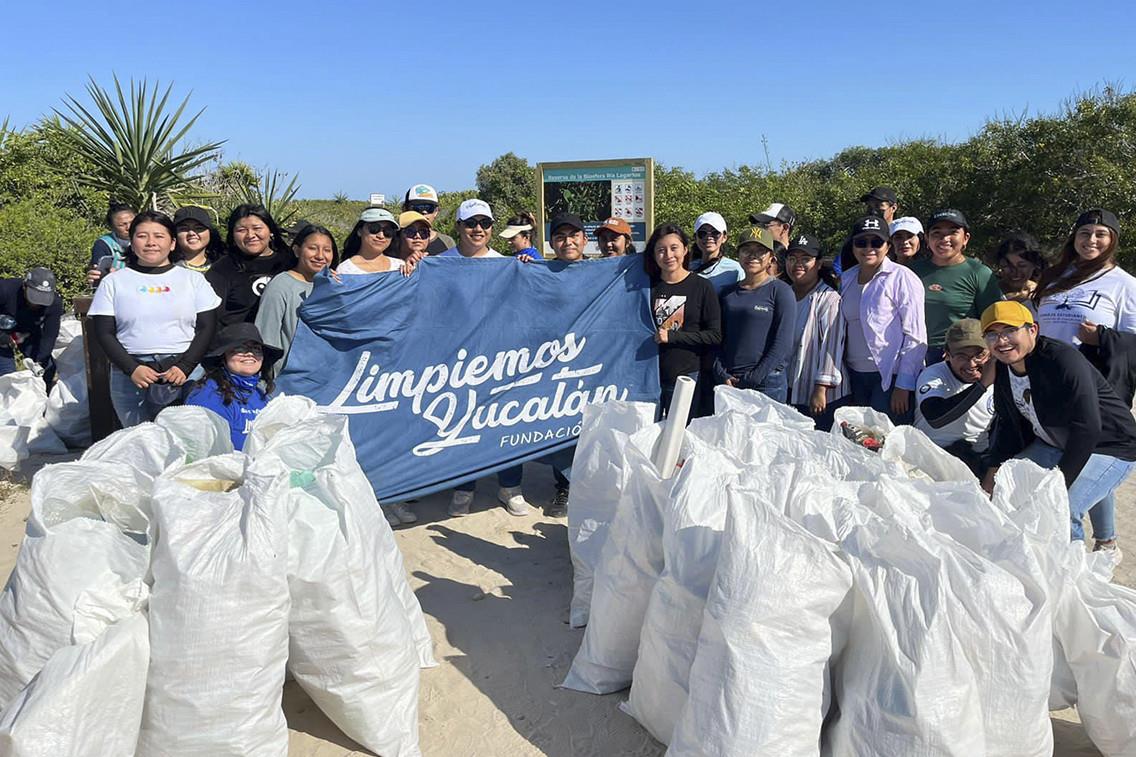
top-left (88, 210), bottom-right (221, 427)
top-left (205, 204), bottom-right (296, 327)
top-left (254, 224), bottom-right (339, 379)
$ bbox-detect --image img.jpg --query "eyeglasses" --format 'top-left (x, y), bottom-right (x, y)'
top-left (402, 226), bottom-right (430, 239)
top-left (408, 203), bottom-right (438, 215)
top-left (853, 237), bottom-right (885, 249)
top-left (984, 325), bottom-right (1028, 344)
top-left (364, 222), bottom-right (397, 237)
top-left (461, 217), bottom-right (493, 230)
top-left (696, 228), bottom-right (722, 239)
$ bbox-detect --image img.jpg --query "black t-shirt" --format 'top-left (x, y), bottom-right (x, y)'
top-left (0, 278), bottom-right (64, 366)
top-left (651, 273), bottom-right (722, 386)
top-left (205, 249), bottom-right (295, 327)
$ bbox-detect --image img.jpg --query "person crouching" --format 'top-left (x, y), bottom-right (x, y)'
top-left (186, 323), bottom-right (281, 451)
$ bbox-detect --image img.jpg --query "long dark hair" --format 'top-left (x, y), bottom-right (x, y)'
top-left (993, 232), bottom-right (1046, 279)
top-left (292, 224), bottom-right (341, 269)
top-left (126, 210), bottom-right (180, 263)
top-left (198, 363), bottom-right (275, 406)
top-left (342, 213), bottom-right (399, 259)
top-left (1034, 211), bottom-right (1120, 304)
top-left (643, 224), bottom-right (692, 279)
top-left (225, 204), bottom-right (293, 262)
top-left (175, 221), bottom-right (226, 264)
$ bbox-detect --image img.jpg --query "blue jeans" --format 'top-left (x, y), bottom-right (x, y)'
top-left (846, 368), bottom-right (912, 425)
top-left (109, 353), bottom-right (184, 428)
top-left (752, 369), bottom-right (787, 404)
top-left (1015, 440), bottom-right (1135, 541)
top-left (0, 351), bottom-right (16, 376)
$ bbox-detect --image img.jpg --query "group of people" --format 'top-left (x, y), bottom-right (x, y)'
top-left (2, 183), bottom-right (1133, 546)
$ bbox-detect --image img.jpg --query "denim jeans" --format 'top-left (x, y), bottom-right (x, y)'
top-left (0, 351), bottom-right (16, 376)
top-left (1014, 440), bottom-right (1135, 541)
top-left (456, 465), bottom-right (523, 492)
top-left (752, 369), bottom-right (787, 404)
top-left (109, 353), bottom-right (184, 428)
top-left (455, 447), bottom-right (573, 494)
top-left (845, 368), bottom-right (913, 425)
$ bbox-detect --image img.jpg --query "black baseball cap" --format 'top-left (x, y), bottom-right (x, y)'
top-left (927, 209), bottom-right (970, 231)
top-left (549, 212), bottom-right (585, 235)
top-left (23, 267), bottom-right (57, 307)
top-left (172, 206), bottom-right (213, 228)
top-left (850, 215), bottom-right (890, 241)
top-left (1073, 208), bottom-right (1120, 236)
top-left (860, 186), bottom-right (897, 204)
top-left (786, 232), bottom-right (822, 257)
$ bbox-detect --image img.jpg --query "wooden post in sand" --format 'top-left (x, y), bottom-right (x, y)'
top-left (73, 296), bottom-right (120, 443)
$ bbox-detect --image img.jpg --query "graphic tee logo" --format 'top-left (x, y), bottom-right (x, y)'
top-left (653, 295), bottom-right (687, 332)
top-left (251, 275), bottom-right (272, 297)
top-left (137, 286), bottom-right (172, 294)
top-left (1055, 290), bottom-right (1104, 312)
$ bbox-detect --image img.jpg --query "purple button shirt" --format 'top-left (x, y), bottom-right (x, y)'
top-left (841, 257), bottom-right (927, 391)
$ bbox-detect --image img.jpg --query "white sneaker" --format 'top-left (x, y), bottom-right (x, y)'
top-left (389, 502), bottom-right (418, 524)
top-left (449, 490), bottom-right (474, 517)
top-left (497, 486), bottom-right (531, 516)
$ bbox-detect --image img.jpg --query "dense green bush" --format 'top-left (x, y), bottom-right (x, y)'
top-left (0, 198), bottom-right (100, 303)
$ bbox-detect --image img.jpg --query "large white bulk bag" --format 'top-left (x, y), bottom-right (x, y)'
top-left (137, 453), bottom-right (289, 757)
top-left (567, 400), bottom-right (657, 628)
top-left (155, 405), bottom-right (234, 462)
top-left (668, 487), bottom-right (853, 757)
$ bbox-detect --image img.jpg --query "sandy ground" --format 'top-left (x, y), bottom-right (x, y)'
top-left (1, 458), bottom-right (1132, 756)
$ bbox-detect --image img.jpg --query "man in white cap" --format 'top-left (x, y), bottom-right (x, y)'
top-left (690, 211), bottom-right (743, 295)
top-left (402, 183), bottom-right (456, 255)
top-left (441, 200), bottom-right (504, 258)
top-left (750, 202), bottom-right (796, 248)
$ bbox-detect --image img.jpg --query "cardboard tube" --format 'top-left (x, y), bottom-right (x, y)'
top-left (653, 375), bottom-right (696, 479)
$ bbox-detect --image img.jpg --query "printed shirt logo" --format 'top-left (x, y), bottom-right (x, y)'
top-left (928, 283), bottom-right (944, 292)
top-left (251, 275), bottom-right (272, 297)
top-left (1055, 290), bottom-right (1104, 312)
top-left (654, 295), bottom-right (687, 331)
top-left (137, 285), bottom-right (172, 294)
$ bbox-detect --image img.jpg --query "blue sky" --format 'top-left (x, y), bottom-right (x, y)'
top-left (2, 0), bottom-right (1132, 200)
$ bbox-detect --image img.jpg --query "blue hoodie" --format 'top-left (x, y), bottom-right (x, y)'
top-left (186, 370), bottom-right (270, 450)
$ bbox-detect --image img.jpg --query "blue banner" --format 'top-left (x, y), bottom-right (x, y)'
top-left (277, 255), bottom-right (660, 501)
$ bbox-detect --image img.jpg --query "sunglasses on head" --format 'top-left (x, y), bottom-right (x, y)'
top-left (461, 217), bottom-right (493, 230)
top-left (365, 222), bottom-right (397, 237)
top-left (696, 228), bottom-right (722, 239)
top-left (853, 236), bottom-right (885, 249)
top-left (402, 226), bottom-right (430, 239)
top-left (408, 203), bottom-right (437, 214)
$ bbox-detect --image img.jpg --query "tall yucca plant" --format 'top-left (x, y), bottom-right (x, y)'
top-left (52, 75), bottom-right (225, 211)
top-left (229, 168), bottom-right (302, 227)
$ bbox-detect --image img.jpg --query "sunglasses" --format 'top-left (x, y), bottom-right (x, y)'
top-left (696, 228), bottom-right (722, 239)
top-left (408, 203), bottom-right (438, 214)
top-left (402, 226), bottom-right (430, 239)
top-left (230, 343), bottom-right (264, 356)
top-left (365, 222), bottom-right (397, 237)
top-left (461, 217), bottom-right (493, 230)
top-left (853, 236), bottom-right (885, 249)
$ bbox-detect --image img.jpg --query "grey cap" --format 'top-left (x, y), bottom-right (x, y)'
top-left (23, 267), bottom-right (57, 307)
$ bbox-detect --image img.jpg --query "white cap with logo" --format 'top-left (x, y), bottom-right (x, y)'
top-left (889, 216), bottom-right (924, 236)
top-left (694, 212), bottom-right (727, 233)
top-left (457, 199), bottom-right (494, 221)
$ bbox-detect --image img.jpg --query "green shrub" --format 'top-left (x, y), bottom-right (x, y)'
top-left (0, 198), bottom-right (101, 304)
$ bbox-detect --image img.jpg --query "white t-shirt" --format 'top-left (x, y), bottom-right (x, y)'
top-left (841, 280), bottom-right (876, 372)
top-left (1008, 370), bottom-right (1058, 447)
top-left (1037, 266), bottom-right (1136, 345)
top-left (913, 360), bottom-right (994, 449)
top-left (89, 266), bottom-right (220, 354)
top-left (336, 257), bottom-right (398, 275)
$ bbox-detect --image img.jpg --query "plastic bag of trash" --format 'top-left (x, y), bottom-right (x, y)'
top-left (668, 487), bottom-right (853, 757)
top-left (568, 400), bottom-right (658, 628)
top-left (26, 461), bottom-right (152, 537)
top-left (243, 394), bottom-right (320, 456)
top-left (247, 457), bottom-right (422, 757)
top-left (0, 610), bottom-right (149, 756)
top-left (621, 437), bottom-right (740, 743)
top-left (562, 424), bottom-right (669, 694)
top-left (247, 406), bottom-right (436, 670)
top-left (137, 453), bottom-right (289, 757)
top-left (0, 371), bottom-right (64, 469)
top-left (156, 405), bottom-right (235, 462)
top-left (713, 384), bottom-right (815, 430)
top-left (44, 319), bottom-right (90, 448)
top-left (0, 517), bottom-right (148, 709)
top-left (81, 422), bottom-right (186, 479)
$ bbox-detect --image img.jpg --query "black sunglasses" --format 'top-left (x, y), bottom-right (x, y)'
top-left (853, 236), bottom-right (885, 249)
top-left (402, 226), bottom-right (430, 239)
top-left (461, 217), bottom-right (493, 230)
top-left (364, 222), bottom-right (397, 237)
top-left (696, 228), bottom-right (722, 239)
top-left (408, 203), bottom-right (438, 214)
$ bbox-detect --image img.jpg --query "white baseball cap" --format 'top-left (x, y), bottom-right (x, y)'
top-left (890, 216), bottom-right (924, 236)
top-left (404, 184), bottom-right (440, 205)
top-left (456, 199), bottom-right (494, 222)
top-left (694, 212), bottom-right (727, 233)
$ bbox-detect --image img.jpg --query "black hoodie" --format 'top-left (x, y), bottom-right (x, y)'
top-left (987, 335), bottom-right (1136, 487)
top-left (205, 248), bottom-right (294, 327)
